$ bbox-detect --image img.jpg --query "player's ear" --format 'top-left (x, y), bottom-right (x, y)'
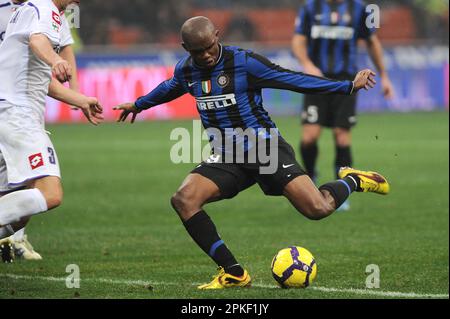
top-left (181, 42), bottom-right (189, 52)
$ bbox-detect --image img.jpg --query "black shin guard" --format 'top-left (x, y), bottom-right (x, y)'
top-left (183, 211), bottom-right (243, 276)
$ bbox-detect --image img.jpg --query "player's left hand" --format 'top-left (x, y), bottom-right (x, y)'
top-left (352, 69), bottom-right (377, 92)
top-left (113, 103), bottom-right (141, 124)
top-left (80, 97), bottom-right (104, 126)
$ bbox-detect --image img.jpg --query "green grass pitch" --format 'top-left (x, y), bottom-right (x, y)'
top-left (0, 111), bottom-right (448, 299)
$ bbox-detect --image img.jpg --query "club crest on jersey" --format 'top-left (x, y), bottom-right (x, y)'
top-left (331, 12), bottom-right (339, 24)
top-left (217, 73), bottom-right (230, 88)
top-left (29, 153), bottom-right (44, 170)
top-left (202, 80), bottom-right (212, 94)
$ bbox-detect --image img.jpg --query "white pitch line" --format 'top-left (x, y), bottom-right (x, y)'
top-left (1, 273), bottom-right (448, 299)
top-left (309, 286), bottom-right (449, 299)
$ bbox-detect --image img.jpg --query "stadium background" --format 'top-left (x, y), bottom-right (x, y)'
top-left (47, 0), bottom-right (449, 123)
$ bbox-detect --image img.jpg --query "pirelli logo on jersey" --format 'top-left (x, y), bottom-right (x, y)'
top-left (311, 25), bottom-right (355, 40)
top-left (196, 94), bottom-right (237, 111)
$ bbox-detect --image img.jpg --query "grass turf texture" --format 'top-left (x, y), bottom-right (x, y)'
top-left (0, 111), bottom-right (448, 299)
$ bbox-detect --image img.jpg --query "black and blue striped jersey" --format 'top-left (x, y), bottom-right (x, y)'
top-left (135, 45), bottom-right (353, 142)
top-left (295, 0), bottom-right (376, 77)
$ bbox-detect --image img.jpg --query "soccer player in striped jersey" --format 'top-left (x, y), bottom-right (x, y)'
top-left (0, 0), bottom-right (80, 261)
top-left (114, 16), bottom-right (389, 289)
top-left (292, 0), bottom-right (394, 211)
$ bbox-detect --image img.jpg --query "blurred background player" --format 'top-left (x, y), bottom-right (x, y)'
top-left (0, 0), bottom-right (102, 262)
top-left (292, 0), bottom-right (395, 211)
top-left (114, 16), bottom-right (389, 289)
top-left (0, 0), bottom-right (80, 260)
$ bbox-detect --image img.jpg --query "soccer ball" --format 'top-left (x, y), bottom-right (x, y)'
top-left (271, 246), bottom-right (317, 288)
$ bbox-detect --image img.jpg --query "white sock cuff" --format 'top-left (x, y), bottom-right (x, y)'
top-left (0, 189), bottom-right (47, 226)
top-left (12, 227), bottom-right (25, 241)
top-left (29, 189), bottom-right (48, 212)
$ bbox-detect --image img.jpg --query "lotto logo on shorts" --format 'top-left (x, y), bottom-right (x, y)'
top-left (29, 153), bottom-right (44, 170)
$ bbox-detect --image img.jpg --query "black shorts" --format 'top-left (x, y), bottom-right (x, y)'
top-left (302, 93), bottom-right (358, 129)
top-left (191, 138), bottom-right (306, 199)
top-left (302, 73), bottom-right (358, 129)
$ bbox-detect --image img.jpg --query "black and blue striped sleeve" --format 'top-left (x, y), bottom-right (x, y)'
top-left (134, 68), bottom-right (188, 110)
top-left (246, 52), bottom-right (354, 95)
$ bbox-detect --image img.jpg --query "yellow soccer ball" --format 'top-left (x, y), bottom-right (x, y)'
top-left (271, 246), bottom-right (317, 288)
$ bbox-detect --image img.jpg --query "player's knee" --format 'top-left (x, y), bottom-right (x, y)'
top-left (170, 187), bottom-right (200, 216)
top-left (170, 193), bottom-right (184, 214)
top-left (37, 186), bottom-right (63, 210)
top-left (45, 190), bottom-right (63, 210)
top-left (334, 129), bottom-right (351, 146)
top-left (30, 177), bottom-right (63, 210)
top-left (301, 137), bottom-right (319, 147)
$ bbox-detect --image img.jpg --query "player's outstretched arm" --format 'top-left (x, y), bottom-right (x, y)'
top-left (247, 52), bottom-right (356, 95)
top-left (352, 69), bottom-right (377, 93)
top-left (29, 34), bottom-right (72, 83)
top-left (366, 35), bottom-right (395, 99)
top-left (113, 74), bottom-right (188, 123)
top-left (48, 78), bottom-right (104, 126)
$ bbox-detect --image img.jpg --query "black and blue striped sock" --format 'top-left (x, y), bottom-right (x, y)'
top-left (183, 211), bottom-right (244, 277)
top-left (319, 176), bottom-right (359, 209)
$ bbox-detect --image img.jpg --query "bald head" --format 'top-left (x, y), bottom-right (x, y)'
top-left (181, 16), bottom-right (221, 68)
top-left (181, 16), bottom-right (217, 48)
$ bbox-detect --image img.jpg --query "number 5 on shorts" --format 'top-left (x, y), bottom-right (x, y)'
top-left (306, 105), bottom-right (319, 123)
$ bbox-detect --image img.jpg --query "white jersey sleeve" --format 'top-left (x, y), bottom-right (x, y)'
top-left (60, 14), bottom-right (74, 47)
top-left (29, 2), bottom-right (62, 45)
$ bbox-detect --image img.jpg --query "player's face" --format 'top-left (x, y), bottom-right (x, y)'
top-left (183, 31), bottom-right (221, 68)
